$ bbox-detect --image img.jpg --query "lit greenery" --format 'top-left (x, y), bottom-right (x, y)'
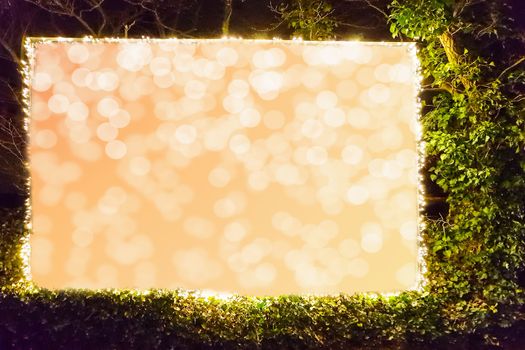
top-left (389, 0), bottom-right (525, 341)
top-left (275, 0), bottom-right (338, 40)
top-left (1, 0), bottom-right (524, 348)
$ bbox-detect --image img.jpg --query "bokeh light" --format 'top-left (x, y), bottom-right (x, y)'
top-left (29, 39), bottom-right (420, 295)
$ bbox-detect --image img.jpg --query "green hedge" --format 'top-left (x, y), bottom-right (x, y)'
top-left (1, 0), bottom-right (524, 348)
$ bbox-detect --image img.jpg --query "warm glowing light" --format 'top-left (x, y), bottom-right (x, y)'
top-left (24, 38), bottom-right (423, 296)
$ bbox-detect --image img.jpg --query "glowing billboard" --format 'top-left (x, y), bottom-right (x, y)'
top-left (26, 38), bottom-right (421, 295)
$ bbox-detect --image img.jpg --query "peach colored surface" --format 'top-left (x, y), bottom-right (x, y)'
top-left (28, 40), bottom-right (419, 295)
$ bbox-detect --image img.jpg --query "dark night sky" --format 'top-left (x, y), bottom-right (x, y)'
top-left (510, 0), bottom-right (525, 29)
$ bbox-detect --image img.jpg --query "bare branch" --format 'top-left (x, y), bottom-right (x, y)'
top-left (497, 56), bottom-right (525, 81)
top-left (338, 22), bottom-right (381, 30)
top-left (342, 0), bottom-right (388, 18)
top-left (122, 0), bottom-right (197, 37)
top-left (0, 116), bottom-right (25, 166)
top-left (363, 0), bottom-right (388, 19)
top-left (222, 0), bottom-right (233, 36)
top-left (453, 0), bottom-right (483, 18)
top-left (81, 0), bottom-right (108, 36)
top-left (124, 20), bottom-right (136, 38)
top-left (22, 0), bottom-right (97, 35)
top-left (0, 36), bottom-right (21, 65)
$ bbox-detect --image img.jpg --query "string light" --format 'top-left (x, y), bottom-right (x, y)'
top-left (409, 42), bottom-right (428, 294)
top-left (21, 37), bottom-right (37, 285)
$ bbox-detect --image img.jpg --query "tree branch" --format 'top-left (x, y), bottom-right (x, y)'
top-left (0, 35), bottom-right (21, 65)
top-left (22, 0), bottom-right (97, 35)
top-left (497, 57), bottom-right (525, 81)
top-left (222, 0), bottom-right (233, 36)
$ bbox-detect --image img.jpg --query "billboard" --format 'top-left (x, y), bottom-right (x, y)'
top-left (26, 38), bottom-right (421, 295)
